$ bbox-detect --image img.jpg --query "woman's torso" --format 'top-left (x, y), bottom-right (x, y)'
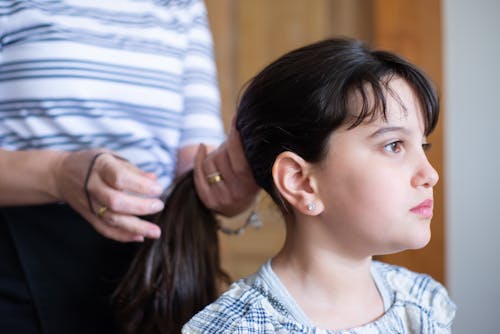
top-left (0, 0), bottom-right (223, 189)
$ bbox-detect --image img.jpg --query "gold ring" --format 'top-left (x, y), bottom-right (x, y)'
top-left (206, 172), bottom-right (223, 185)
top-left (97, 206), bottom-right (107, 218)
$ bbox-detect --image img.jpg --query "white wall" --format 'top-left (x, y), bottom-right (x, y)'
top-left (444, 0), bottom-right (500, 332)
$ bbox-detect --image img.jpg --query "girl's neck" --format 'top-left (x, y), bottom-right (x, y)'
top-left (271, 227), bottom-right (385, 330)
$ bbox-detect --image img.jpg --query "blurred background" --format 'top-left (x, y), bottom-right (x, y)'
top-left (205, 0), bottom-right (500, 332)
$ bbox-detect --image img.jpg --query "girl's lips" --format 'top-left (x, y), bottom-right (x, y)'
top-left (410, 199), bottom-right (433, 218)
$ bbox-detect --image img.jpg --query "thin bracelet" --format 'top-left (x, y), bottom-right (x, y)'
top-left (217, 210), bottom-right (263, 236)
top-left (83, 152), bottom-right (106, 215)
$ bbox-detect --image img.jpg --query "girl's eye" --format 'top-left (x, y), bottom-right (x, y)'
top-left (422, 143), bottom-right (432, 151)
top-left (384, 141), bottom-right (403, 153)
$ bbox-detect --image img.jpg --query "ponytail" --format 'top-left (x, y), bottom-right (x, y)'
top-left (113, 170), bottom-right (229, 333)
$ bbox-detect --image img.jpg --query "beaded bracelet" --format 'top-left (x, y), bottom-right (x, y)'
top-left (217, 210), bottom-right (263, 235)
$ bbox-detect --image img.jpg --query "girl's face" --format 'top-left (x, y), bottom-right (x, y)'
top-left (313, 77), bottom-right (438, 257)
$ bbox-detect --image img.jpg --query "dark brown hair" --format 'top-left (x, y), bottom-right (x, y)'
top-left (113, 38), bottom-right (438, 333)
top-left (113, 171), bottom-right (229, 333)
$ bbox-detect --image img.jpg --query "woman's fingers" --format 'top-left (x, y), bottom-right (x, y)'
top-left (226, 115), bottom-right (250, 175)
top-left (194, 143), bottom-right (233, 213)
top-left (57, 150), bottom-right (165, 242)
top-left (193, 140), bottom-right (260, 217)
top-left (95, 209), bottom-right (161, 239)
top-left (96, 154), bottom-right (163, 196)
top-left (87, 214), bottom-right (150, 243)
top-left (85, 154), bottom-right (164, 241)
top-left (86, 154), bottom-right (164, 215)
top-left (193, 143), bottom-right (215, 209)
top-left (208, 145), bottom-right (239, 208)
top-left (91, 182), bottom-right (164, 216)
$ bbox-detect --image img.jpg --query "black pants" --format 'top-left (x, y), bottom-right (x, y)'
top-left (0, 204), bottom-right (137, 334)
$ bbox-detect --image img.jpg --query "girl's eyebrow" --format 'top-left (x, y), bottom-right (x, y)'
top-left (369, 126), bottom-right (410, 138)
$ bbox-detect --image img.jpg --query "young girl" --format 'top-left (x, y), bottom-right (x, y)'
top-left (115, 38), bottom-right (456, 333)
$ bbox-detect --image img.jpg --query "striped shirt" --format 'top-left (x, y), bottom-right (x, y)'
top-left (0, 0), bottom-right (224, 190)
top-left (183, 261), bottom-right (456, 334)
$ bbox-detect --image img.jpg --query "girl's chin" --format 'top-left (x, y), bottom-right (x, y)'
top-left (378, 229), bottom-right (432, 255)
top-left (403, 228), bottom-right (432, 251)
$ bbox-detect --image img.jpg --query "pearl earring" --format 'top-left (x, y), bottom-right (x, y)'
top-left (307, 203), bottom-right (315, 211)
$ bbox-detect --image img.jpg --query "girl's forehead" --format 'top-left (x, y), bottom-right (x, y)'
top-left (339, 79), bottom-right (427, 136)
top-left (346, 77), bottom-right (421, 122)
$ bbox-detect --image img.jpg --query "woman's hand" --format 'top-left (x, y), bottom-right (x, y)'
top-left (194, 118), bottom-right (260, 217)
top-left (54, 150), bottom-right (164, 242)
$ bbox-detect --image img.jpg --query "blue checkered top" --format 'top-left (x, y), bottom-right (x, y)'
top-left (183, 260), bottom-right (456, 333)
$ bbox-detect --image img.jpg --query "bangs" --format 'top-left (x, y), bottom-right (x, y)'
top-left (343, 72), bottom-right (439, 136)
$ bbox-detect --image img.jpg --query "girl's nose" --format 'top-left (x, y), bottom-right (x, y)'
top-left (411, 154), bottom-right (439, 188)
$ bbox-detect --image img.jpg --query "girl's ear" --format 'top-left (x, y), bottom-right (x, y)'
top-left (272, 151), bottom-right (324, 216)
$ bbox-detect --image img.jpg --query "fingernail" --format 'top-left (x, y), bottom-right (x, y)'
top-left (151, 200), bottom-right (164, 211)
top-left (134, 235), bottom-right (144, 242)
top-left (148, 227), bottom-right (161, 239)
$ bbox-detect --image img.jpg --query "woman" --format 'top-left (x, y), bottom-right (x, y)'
top-left (0, 1), bottom-right (257, 333)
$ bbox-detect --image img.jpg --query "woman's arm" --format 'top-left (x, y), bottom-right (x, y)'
top-left (0, 148), bottom-right (165, 242)
top-left (0, 149), bottom-right (65, 205)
